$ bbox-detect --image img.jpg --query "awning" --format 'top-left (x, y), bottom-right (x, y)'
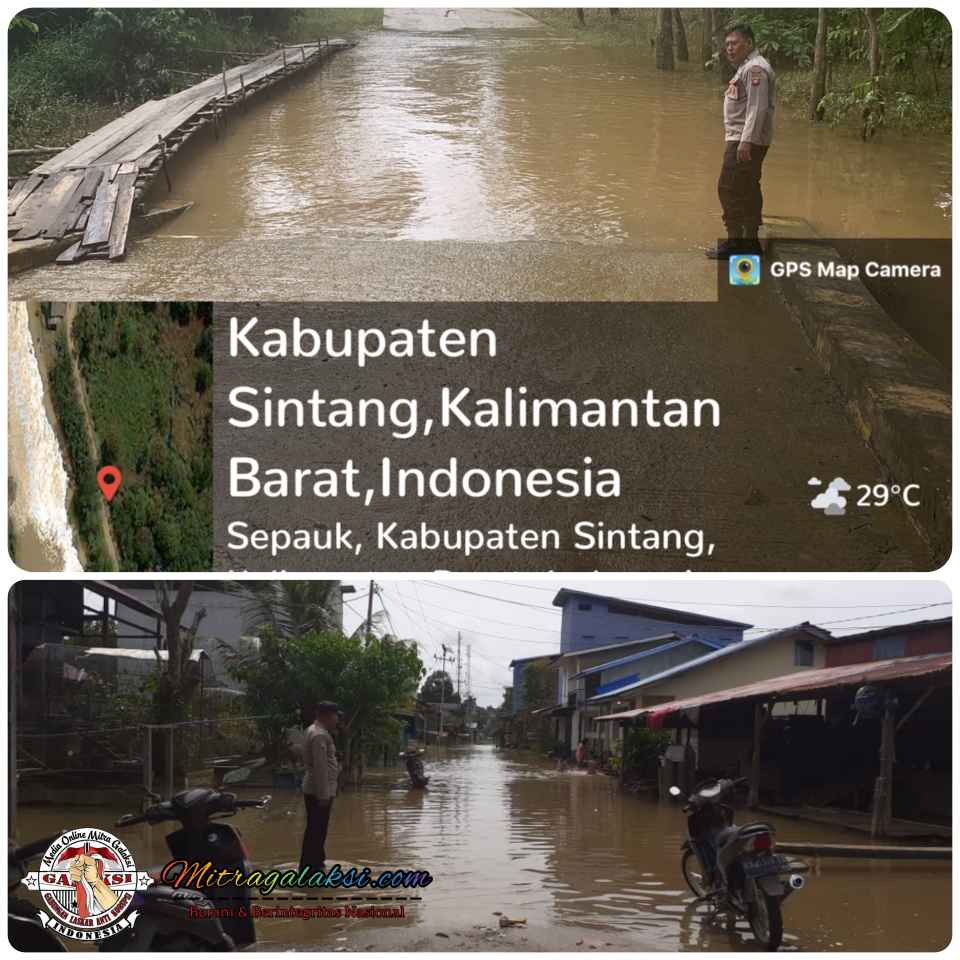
top-left (531, 704), bottom-right (575, 717)
top-left (595, 652), bottom-right (951, 724)
top-left (79, 647), bottom-right (210, 663)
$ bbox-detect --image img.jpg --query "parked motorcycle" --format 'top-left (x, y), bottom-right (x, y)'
top-left (104, 788), bottom-right (271, 951)
top-left (670, 778), bottom-right (809, 950)
top-left (400, 750), bottom-right (430, 788)
top-left (9, 789), bottom-right (270, 952)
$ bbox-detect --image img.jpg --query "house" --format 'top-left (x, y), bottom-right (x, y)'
top-left (596, 644), bottom-right (952, 836)
top-left (521, 590), bottom-right (753, 756)
top-left (823, 617), bottom-right (950, 666)
top-left (586, 623), bottom-right (833, 756)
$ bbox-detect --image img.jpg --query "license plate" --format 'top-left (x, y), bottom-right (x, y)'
top-left (741, 854), bottom-right (790, 878)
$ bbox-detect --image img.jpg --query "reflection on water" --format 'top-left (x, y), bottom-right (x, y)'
top-left (15, 746), bottom-right (950, 951)
top-left (152, 30), bottom-right (951, 246)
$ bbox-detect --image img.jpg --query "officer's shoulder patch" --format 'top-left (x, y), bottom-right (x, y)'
top-left (750, 67), bottom-right (764, 85)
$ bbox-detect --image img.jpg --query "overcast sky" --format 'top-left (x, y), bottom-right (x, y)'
top-left (340, 579), bottom-right (952, 707)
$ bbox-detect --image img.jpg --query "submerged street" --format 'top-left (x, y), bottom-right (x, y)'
top-left (16, 746), bottom-right (950, 951)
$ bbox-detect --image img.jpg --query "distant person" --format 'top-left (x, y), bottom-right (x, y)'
top-left (706, 23), bottom-right (776, 259)
top-left (575, 739), bottom-right (587, 767)
top-left (299, 701), bottom-right (340, 872)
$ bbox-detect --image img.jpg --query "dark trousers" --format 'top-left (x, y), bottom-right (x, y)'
top-left (299, 794), bottom-right (334, 872)
top-left (717, 141), bottom-right (769, 235)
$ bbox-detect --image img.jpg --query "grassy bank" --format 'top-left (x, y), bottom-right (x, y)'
top-left (8, 9), bottom-right (383, 170)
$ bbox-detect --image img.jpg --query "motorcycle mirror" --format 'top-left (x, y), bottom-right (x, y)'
top-left (668, 786), bottom-right (682, 798)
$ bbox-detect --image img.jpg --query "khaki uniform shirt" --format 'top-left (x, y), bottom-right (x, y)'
top-left (302, 722), bottom-right (340, 800)
top-left (723, 52), bottom-right (776, 145)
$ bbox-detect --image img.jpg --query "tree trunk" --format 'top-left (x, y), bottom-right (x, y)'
top-left (655, 9), bottom-right (674, 71)
top-left (810, 8), bottom-right (829, 121)
top-left (864, 8), bottom-right (881, 78)
top-left (673, 10), bottom-right (689, 61)
top-left (700, 8), bottom-right (713, 66)
top-left (576, 8), bottom-right (585, 26)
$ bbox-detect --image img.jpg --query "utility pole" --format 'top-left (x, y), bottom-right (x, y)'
top-left (456, 632), bottom-right (462, 698)
top-left (365, 579), bottom-right (375, 639)
top-left (435, 644), bottom-right (454, 754)
top-left (466, 645), bottom-right (472, 699)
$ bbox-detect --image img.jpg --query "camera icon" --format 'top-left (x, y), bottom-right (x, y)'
top-left (729, 254), bottom-right (761, 286)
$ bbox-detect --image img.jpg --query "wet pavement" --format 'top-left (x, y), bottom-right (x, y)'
top-left (13, 746), bottom-right (951, 951)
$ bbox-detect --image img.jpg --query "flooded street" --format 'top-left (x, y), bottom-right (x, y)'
top-left (156, 30), bottom-right (950, 245)
top-left (15, 746), bottom-right (950, 951)
top-left (12, 25), bottom-right (950, 301)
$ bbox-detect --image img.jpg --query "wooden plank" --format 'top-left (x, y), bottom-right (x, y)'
top-left (107, 171), bottom-right (138, 259)
top-left (81, 175), bottom-right (121, 247)
top-left (56, 239), bottom-right (84, 264)
top-left (12, 170), bottom-right (84, 240)
top-left (778, 841), bottom-right (951, 860)
top-left (45, 167), bottom-right (103, 238)
top-left (8, 174), bottom-right (44, 216)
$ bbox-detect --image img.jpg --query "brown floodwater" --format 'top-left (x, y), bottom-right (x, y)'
top-left (148, 29), bottom-right (951, 247)
top-left (13, 746), bottom-right (950, 951)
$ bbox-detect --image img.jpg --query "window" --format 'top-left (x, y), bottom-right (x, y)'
top-left (874, 636), bottom-right (906, 660)
top-left (794, 639), bottom-right (814, 667)
top-left (578, 602), bottom-right (592, 611)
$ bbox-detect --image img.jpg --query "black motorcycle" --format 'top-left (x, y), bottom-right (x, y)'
top-left (670, 778), bottom-right (809, 951)
top-left (105, 788), bottom-right (271, 951)
top-left (9, 789), bottom-right (270, 952)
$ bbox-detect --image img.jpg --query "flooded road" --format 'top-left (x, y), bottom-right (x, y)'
top-left (12, 25), bottom-right (950, 302)
top-left (15, 746), bottom-right (950, 951)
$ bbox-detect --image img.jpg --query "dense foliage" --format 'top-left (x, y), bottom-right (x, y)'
top-left (221, 627), bottom-right (425, 782)
top-left (70, 302), bottom-right (213, 571)
top-left (527, 8), bottom-right (951, 134)
top-left (48, 330), bottom-right (111, 569)
top-left (9, 8), bottom-right (383, 156)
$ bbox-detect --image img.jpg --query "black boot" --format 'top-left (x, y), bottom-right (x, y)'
top-left (740, 227), bottom-right (763, 256)
top-left (705, 228), bottom-right (743, 260)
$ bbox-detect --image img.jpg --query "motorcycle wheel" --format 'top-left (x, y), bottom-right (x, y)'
top-left (748, 891), bottom-right (783, 951)
top-left (681, 849), bottom-right (708, 898)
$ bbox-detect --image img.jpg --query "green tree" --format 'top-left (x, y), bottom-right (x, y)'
top-left (420, 670), bottom-right (458, 704)
top-left (227, 580), bottom-right (344, 639)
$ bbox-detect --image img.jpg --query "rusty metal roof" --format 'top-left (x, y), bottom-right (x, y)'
top-left (595, 652), bottom-right (952, 722)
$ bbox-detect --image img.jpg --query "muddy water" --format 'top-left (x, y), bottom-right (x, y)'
top-left (150, 30), bottom-right (951, 248)
top-left (15, 746), bottom-right (950, 951)
top-left (7, 301), bottom-right (82, 572)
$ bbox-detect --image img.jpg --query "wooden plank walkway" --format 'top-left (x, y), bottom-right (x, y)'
top-left (778, 841), bottom-right (951, 860)
top-left (8, 40), bottom-right (353, 265)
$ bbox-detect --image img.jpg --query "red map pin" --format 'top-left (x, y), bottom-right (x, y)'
top-left (97, 466), bottom-right (122, 503)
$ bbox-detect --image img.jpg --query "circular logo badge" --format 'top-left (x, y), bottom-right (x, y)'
top-left (20, 827), bottom-right (153, 941)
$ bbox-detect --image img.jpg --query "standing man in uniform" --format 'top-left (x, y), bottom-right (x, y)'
top-left (706, 24), bottom-right (776, 259)
top-left (299, 701), bottom-right (341, 872)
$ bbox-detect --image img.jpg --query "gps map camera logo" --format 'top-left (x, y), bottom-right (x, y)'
top-left (20, 827), bottom-right (154, 941)
top-left (729, 254), bottom-right (761, 286)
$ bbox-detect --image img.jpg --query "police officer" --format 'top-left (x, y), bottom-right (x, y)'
top-left (706, 24), bottom-right (776, 259)
top-left (299, 701), bottom-right (341, 872)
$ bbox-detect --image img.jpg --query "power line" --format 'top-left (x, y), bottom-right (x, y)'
top-left (476, 580), bottom-right (948, 610)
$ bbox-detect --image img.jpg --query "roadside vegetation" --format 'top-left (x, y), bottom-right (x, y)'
top-left (526, 8), bottom-right (951, 136)
top-left (8, 9), bottom-right (383, 169)
top-left (67, 302), bottom-right (214, 571)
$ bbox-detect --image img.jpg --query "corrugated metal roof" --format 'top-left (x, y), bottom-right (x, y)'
top-left (595, 652), bottom-right (951, 722)
top-left (588, 623), bottom-right (831, 703)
